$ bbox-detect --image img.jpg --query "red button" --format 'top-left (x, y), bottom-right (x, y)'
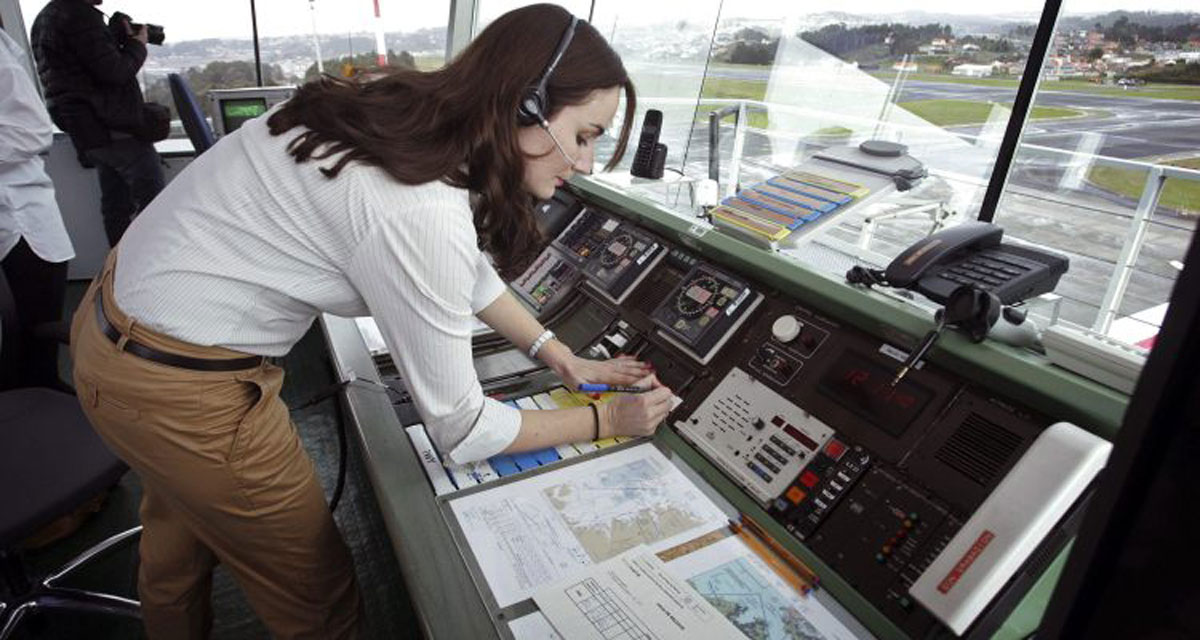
top-left (786, 486), bottom-right (807, 504)
top-left (799, 470), bottom-right (820, 488)
top-left (825, 439), bottom-right (847, 460)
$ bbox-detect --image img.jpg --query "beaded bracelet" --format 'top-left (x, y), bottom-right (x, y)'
top-left (528, 329), bottom-right (556, 359)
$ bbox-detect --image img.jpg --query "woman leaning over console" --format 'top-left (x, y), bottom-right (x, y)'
top-left (69, 4), bottom-right (672, 639)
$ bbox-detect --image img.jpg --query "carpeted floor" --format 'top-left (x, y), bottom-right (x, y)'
top-left (4, 282), bottom-right (421, 639)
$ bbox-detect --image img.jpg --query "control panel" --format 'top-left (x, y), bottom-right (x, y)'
top-left (378, 188), bottom-right (1096, 640)
top-left (676, 367), bottom-right (834, 503)
top-left (552, 208), bottom-right (666, 304)
top-left (512, 249), bottom-right (580, 314)
top-left (650, 263), bottom-right (763, 364)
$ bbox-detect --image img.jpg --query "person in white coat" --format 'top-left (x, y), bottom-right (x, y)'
top-left (0, 28), bottom-right (74, 390)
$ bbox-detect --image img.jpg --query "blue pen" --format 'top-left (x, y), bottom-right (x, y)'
top-left (577, 383), bottom-right (649, 393)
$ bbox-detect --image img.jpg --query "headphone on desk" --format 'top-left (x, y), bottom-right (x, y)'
top-left (516, 15), bottom-right (579, 128)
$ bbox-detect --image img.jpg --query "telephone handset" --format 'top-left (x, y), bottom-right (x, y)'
top-left (630, 109), bottom-right (665, 179)
top-left (884, 222), bottom-right (1068, 305)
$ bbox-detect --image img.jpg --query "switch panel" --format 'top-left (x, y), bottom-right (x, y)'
top-left (675, 367), bottom-right (833, 504)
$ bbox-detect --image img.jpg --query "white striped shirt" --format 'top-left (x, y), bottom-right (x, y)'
top-left (0, 30), bottom-right (74, 264)
top-left (114, 111), bottom-right (520, 463)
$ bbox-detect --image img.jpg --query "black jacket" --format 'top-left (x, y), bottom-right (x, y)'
top-left (30, 0), bottom-right (148, 151)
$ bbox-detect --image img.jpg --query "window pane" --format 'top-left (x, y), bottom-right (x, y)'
top-left (590, 0), bottom-right (724, 178)
top-left (256, 0), bottom-right (452, 81)
top-left (992, 1), bottom-right (1199, 347)
top-left (19, 0), bottom-right (257, 141)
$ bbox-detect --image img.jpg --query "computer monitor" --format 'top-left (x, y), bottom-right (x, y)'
top-left (207, 86), bottom-right (296, 137)
top-left (219, 97), bottom-right (268, 135)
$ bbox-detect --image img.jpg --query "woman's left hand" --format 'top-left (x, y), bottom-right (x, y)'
top-left (553, 354), bottom-right (653, 391)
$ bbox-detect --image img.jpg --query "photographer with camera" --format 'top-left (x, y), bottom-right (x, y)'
top-left (31, 0), bottom-right (167, 247)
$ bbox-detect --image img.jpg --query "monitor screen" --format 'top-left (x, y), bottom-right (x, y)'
top-left (220, 97), bottom-right (269, 134)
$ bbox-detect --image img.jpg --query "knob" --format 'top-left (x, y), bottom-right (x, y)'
top-left (753, 418), bottom-right (766, 430)
top-left (772, 315), bottom-right (801, 343)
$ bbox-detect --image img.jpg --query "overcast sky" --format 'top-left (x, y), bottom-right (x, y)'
top-left (16, 0), bottom-right (1198, 43)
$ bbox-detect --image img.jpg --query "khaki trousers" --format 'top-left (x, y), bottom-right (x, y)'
top-left (70, 251), bottom-right (361, 639)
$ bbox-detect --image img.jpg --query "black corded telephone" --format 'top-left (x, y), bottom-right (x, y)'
top-left (880, 221), bottom-right (1069, 305)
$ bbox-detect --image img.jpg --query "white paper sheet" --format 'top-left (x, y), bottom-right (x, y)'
top-left (666, 536), bottom-right (862, 640)
top-left (449, 443), bottom-right (728, 607)
top-left (508, 611), bottom-right (564, 640)
top-left (534, 547), bottom-right (743, 640)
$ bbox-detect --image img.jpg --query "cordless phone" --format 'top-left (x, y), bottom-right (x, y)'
top-left (630, 109), bottom-right (664, 179)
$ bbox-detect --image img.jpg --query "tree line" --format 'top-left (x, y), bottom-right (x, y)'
top-left (144, 51), bottom-right (416, 120)
top-left (799, 23), bottom-right (954, 59)
top-left (1102, 16), bottom-right (1200, 47)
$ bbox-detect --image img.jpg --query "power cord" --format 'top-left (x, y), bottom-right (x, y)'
top-left (287, 374), bottom-right (389, 512)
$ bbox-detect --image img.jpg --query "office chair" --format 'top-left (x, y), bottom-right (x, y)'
top-left (168, 73), bottom-right (216, 155)
top-left (0, 272), bottom-right (142, 639)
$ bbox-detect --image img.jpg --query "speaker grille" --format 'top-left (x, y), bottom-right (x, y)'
top-left (935, 413), bottom-right (1024, 486)
top-left (626, 268), bottom-right (683, 315)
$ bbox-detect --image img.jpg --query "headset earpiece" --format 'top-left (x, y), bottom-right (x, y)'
top-left (516, 15), bottom-right (578, 127)
top-left (517, 89), bottom-right (548, 127)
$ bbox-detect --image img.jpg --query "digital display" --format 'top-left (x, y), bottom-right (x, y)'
top-left (221, 97), bottom-right (269, 133)
top-left (817, 351), bottom-right (934, 437)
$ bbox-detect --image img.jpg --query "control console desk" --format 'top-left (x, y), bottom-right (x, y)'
top-left (321, 177), bottom-right (1126, 639)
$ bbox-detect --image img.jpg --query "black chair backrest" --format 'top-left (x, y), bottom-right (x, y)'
top-left (168, 73), bottom-right (216, 155)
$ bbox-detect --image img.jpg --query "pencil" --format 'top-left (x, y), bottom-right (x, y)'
top-left (576, 384), bottom-right (649, 393)
top-left (728, 519), bottom-right (812, 596)
top-left (737, 514), bottom-right (821, 590)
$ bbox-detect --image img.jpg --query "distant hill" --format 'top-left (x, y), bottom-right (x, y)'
top-left (1059, 10), bottom-right (1200, 31)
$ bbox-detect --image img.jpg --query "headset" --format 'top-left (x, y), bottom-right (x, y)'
top-left (516, 15), bottom-right (579, 128)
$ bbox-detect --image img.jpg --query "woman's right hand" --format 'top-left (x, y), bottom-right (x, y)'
top-left (601, 374), bottom-right (674, 438)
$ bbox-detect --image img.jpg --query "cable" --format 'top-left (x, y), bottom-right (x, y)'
top-left (328, 397), bottom-right (348, 512)
top-left (845, 265), bottom-right (888, 288)
top-left (288, 379), bottom-right (357, 512)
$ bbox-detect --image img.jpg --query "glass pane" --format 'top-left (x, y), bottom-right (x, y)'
top-left (590, 0), bottom-right (724, 180)
top-left (992, 1), bottom-right (1199, 347)
top-left (256, 0), bottom-right (452, 81)
top-left (713, 2), bottom-right (1045, 276)
top-left (565, 1), bottom-right (1050, 282)
top-left (19, 0), bottom-right (257, 141)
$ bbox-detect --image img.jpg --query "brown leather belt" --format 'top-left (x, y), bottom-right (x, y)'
top-left (95, 294), bottom-right (264, 372)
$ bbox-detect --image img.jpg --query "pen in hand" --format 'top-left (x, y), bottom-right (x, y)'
top-left (577, 383), bottom-right (650, 393)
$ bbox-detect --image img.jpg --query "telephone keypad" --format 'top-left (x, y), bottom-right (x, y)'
top-left (938, 251), bottom-right (1033, 294)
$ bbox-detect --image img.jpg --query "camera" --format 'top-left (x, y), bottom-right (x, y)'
top-left (109, 11), bottom-right (165, 46)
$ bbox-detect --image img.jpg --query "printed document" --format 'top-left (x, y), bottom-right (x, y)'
top-left (534, 547), bottom-right (743, 640)
top-left (449, 443), bottom-right (727, 606)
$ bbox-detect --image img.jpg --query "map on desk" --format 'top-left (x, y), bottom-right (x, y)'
top-left (667, 536), bottom-right (860, 640)
top-left (448, 443), bottom-right (728, 607)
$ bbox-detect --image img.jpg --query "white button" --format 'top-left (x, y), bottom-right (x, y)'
top-left (772, 315), bottom-right (801, 343)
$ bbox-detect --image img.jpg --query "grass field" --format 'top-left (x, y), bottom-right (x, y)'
top-left (1088, 157), bottom-right (1200, 215)
top-left (898, 99), bottom-right (1084, 126)
top-left (413, 55), bottom-right (446, 71)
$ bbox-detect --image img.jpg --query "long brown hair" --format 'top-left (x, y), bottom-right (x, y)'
top-left (267, 4), bottom-right (637, 279)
